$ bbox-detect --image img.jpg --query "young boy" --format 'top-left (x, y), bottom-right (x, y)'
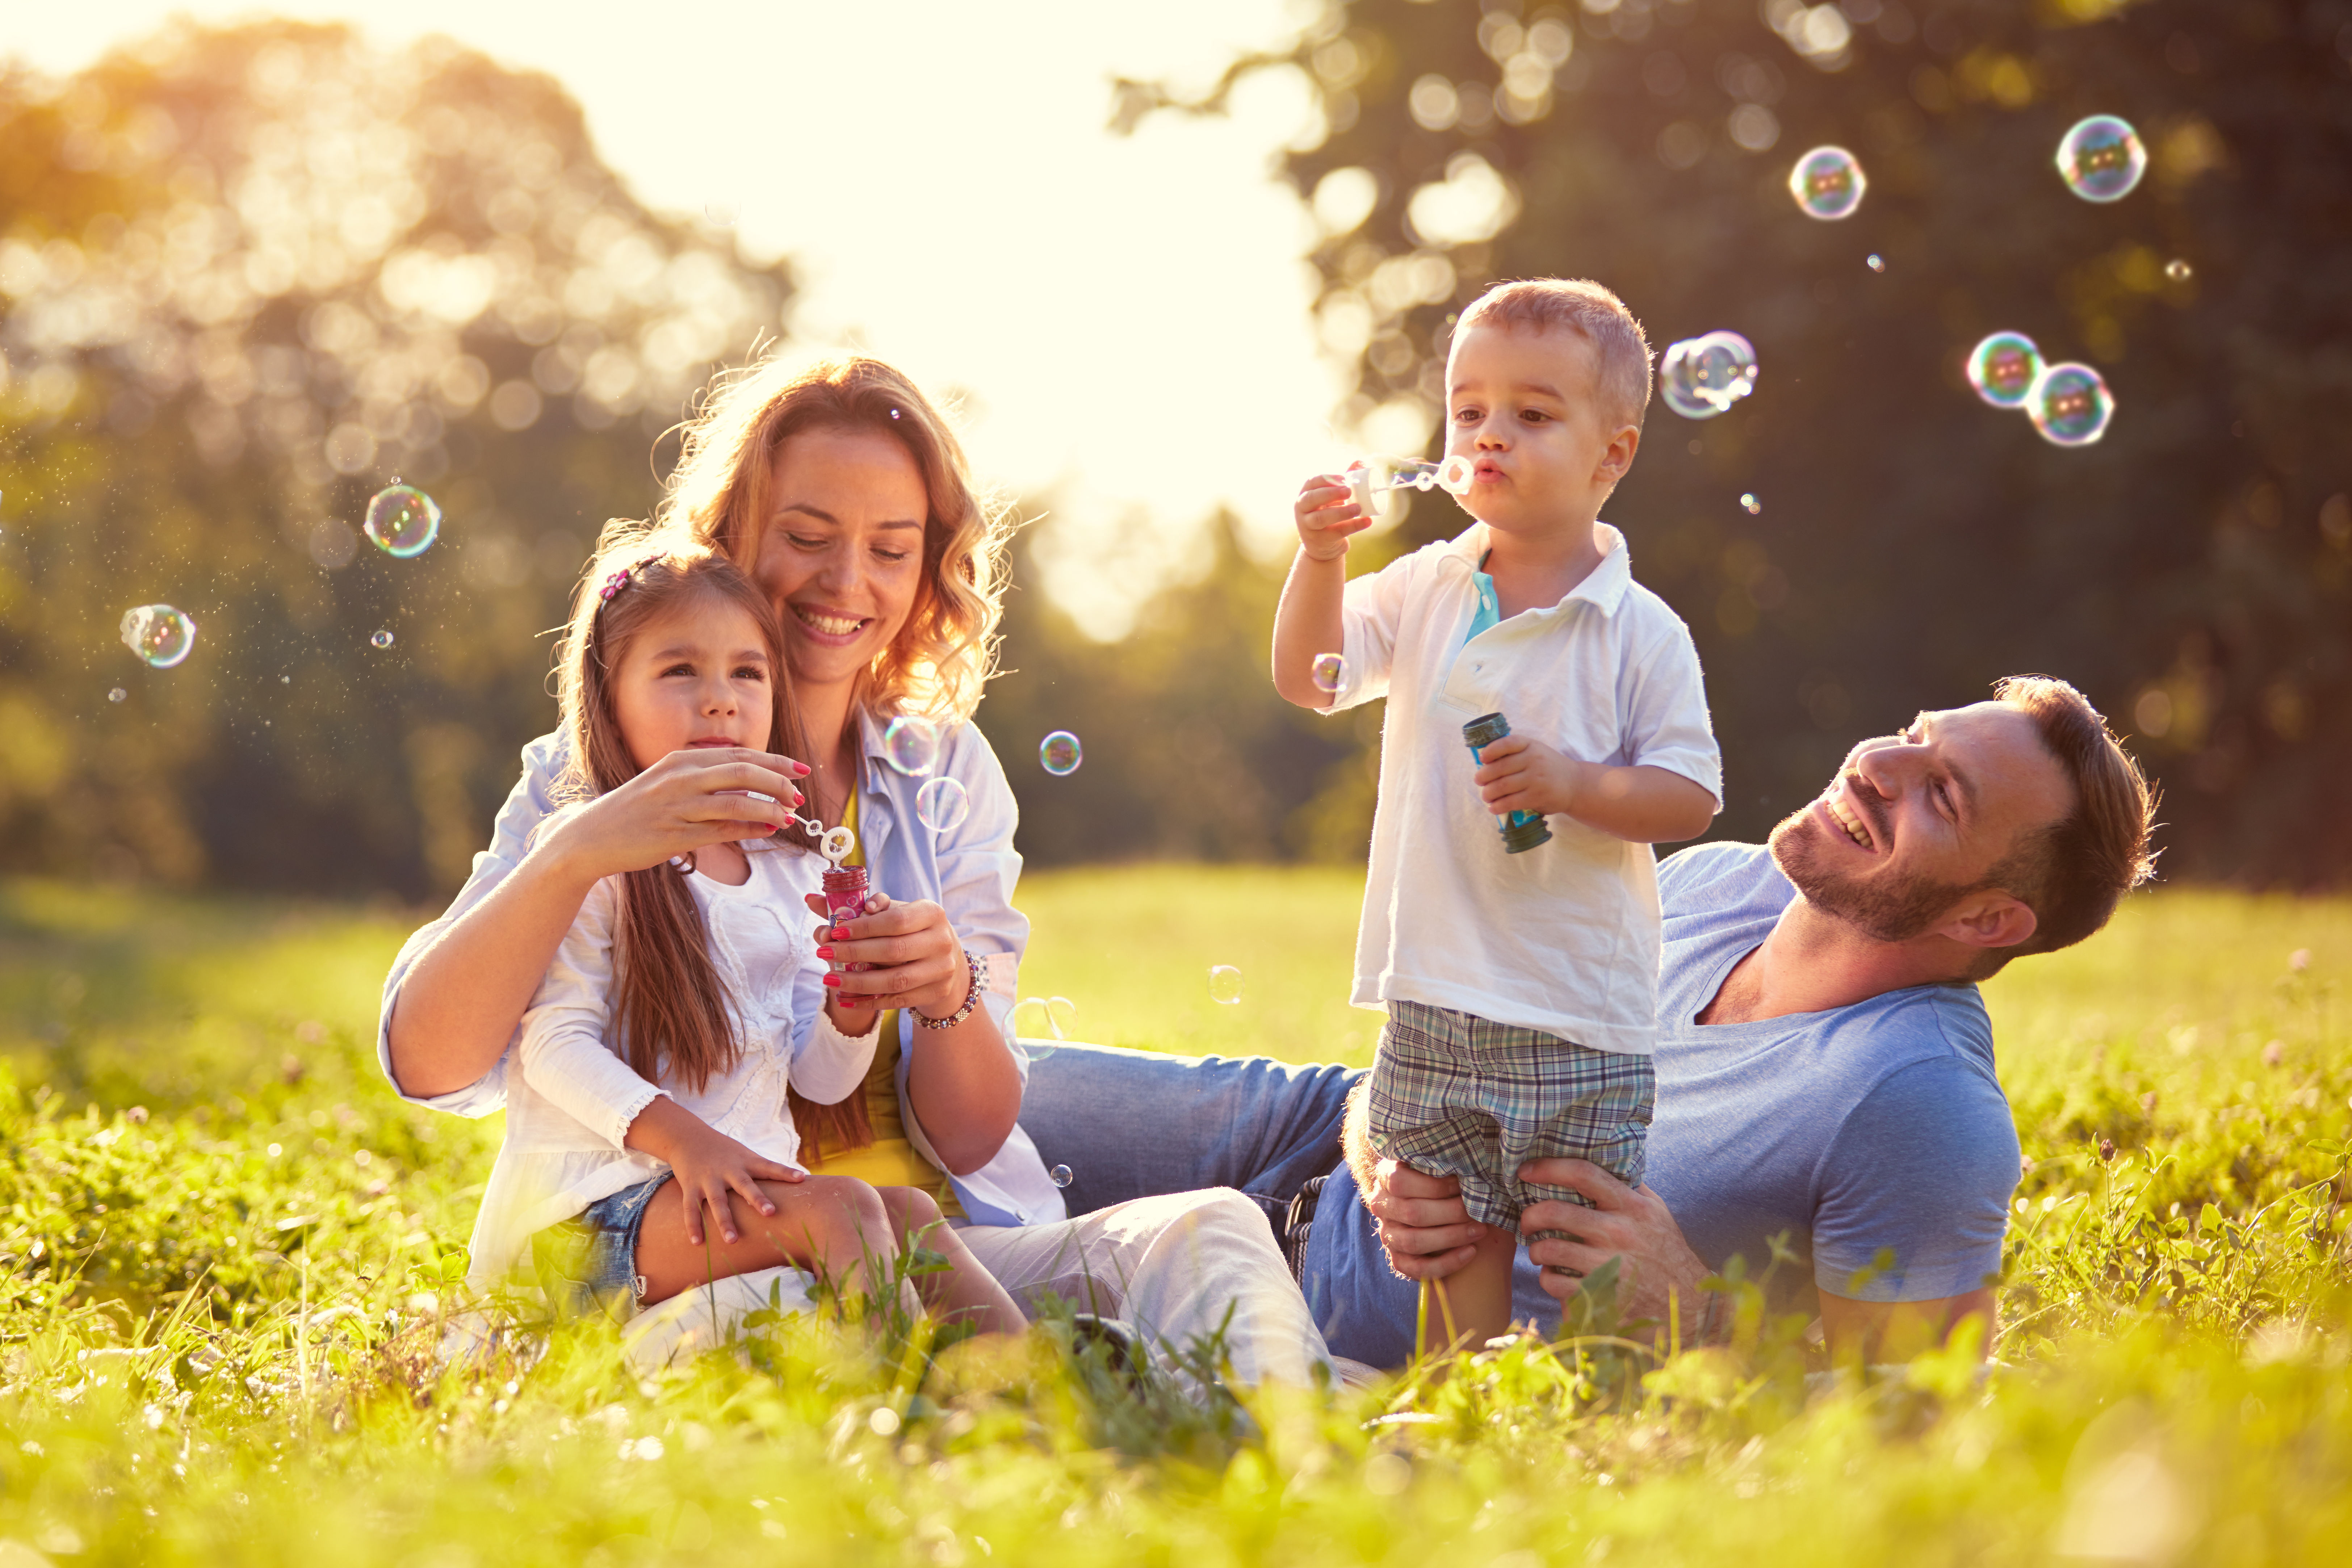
top-left (1273, 278), bottom-right (1723, 1348)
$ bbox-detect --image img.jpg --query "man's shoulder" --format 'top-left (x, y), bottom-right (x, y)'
top-left (1659, 840), bottom-right (1786, 914)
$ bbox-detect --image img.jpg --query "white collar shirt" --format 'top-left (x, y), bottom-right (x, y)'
top-left (1325, 522), bottom-right (1723, 1054)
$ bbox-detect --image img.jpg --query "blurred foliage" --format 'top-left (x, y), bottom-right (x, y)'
top-left (0, 21), bottom-right (790, 897)
top-left (1128, 0), bottom-right (2352, 885)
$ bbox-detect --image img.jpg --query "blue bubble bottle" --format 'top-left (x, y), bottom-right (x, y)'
top-left (1462, 712), bottom-right (1551, 854)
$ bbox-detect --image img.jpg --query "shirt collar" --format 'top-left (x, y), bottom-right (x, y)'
top-left (1438, 521), bottom-right (1635, 617)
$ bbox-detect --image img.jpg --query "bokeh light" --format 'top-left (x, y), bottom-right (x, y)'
top-left (107, 687), bottom-right (127, 704)
top-left (2057, 115), bottom-right (2147, 203)
top-left (2028, 362), bottom-right (2115, 447)
top-left (119, 605), bottom-right (196, 669)
top-left (1967, 332), bottom-right (2044, 410)
top-left (1787, 146), bottom-right (1866, 220)
top-left (1039, 730), bottom-right (1083, 776)
top-left (1741, 493), bottom-right (1761, 515)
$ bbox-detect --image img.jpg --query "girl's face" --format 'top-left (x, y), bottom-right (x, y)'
top-left (751, 426), bottom-right (930, 694)
top-left (608, 595), bottom-right (776, 773)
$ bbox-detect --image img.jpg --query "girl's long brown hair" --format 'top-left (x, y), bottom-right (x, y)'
top-left (554, 541), bottom-right (804, 1095)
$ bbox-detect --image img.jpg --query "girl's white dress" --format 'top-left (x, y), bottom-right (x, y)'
top-left (464, 839), bottom-right (877, 1292)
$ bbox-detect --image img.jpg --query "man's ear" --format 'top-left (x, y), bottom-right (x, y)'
top-left (1936, 889), bottom-right (2038, 955)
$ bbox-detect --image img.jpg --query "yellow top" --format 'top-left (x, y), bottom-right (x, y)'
top-left (800, 789), bottom-right (960, 1217)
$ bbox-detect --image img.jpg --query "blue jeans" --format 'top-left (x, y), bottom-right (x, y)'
top-left (1015, 1044), bottom-right (1360, 1231)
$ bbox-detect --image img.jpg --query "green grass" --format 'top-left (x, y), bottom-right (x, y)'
top-left (4, 867), bottom-right (2351, 1565)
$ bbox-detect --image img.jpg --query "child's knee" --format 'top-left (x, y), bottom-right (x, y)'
top-left (879, 1186), bottom-right (944, 1230)
top-left (795, 1175), bottom-right (894, 1244)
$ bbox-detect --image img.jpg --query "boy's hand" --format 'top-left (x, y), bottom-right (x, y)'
top-left (1472, 733), bottom-right (1585, 819)
top-left (1294, 472), bottom-right (1372, 562)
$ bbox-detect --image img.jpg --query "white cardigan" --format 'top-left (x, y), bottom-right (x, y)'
top-left (464, 841), bottom-right (877, 1290)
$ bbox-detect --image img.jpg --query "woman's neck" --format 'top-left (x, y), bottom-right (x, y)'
top-left (798, 673), bottom-right (863, 821)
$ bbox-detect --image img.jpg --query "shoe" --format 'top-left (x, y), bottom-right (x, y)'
top-left (1069, 1312), bottom-right (1144, 1383)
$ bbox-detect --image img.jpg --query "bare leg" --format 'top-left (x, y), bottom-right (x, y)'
top-left (1434, 1224), bottom-right (1520, 1353)
top-left (634, 1173), bottom-right (918, 1319)
top-left (876, 1187), bottom-right (1027, 1336)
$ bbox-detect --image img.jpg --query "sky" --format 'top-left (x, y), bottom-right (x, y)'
top-left (18, 1), bottom-right (1363, 636)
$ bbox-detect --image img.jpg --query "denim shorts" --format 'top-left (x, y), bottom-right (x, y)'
top-left (531, 1176), bottom-right (670, 1323)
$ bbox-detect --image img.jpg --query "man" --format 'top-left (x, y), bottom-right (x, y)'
top-left (1021, 676), bottom-right (2157, 1366)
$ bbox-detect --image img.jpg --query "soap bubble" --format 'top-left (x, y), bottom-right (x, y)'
top-left (119, 604), bottom-right (196, 668)
top-left (2056, 116), bottom-right (2146, 203)
top-left (1209, 965), bottom-right (1244, 1005)
top-left (1866, 253), bottom-right (1885, 273)
top-left (370, 630), bottom-right (395, 649)
top-left (883, 715), bottom-right (942, 777)
top-left (1660, 332), bottom-right (1758, 420)
top-left (1965, 332), bottom-right (2043, 410)
top-left (2027, 362), bottom-right (2114, 448)
top-left (1049, 1164), bottom-right (1074, 1189)
top-left (364, 484), bottom-right (442, 558)
top-left (2165, 259), bottom-right (2192, 282)
top-left (1787, 146), bottom-right (1866, 220)
top-left (1740, 494), bottom-right (1761, 515)
top-left (1039, 731), bottom-right (1082, 776)
top-left (1015, 995), bottom-right (1077, 1062)
top-left (1311, 653), bottom-right (1347, 693)
top-left (108, 687), bottom-right (126, 704)
top-left (915, 776), bottom-right (970, 835)
top-left (703, 202), bottom-right (737, 227)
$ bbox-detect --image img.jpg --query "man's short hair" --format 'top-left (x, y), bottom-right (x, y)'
top-left (1980, 675), bottom-right (2159, 972)
top-left (1454, 278), bottom-right (1653, 432)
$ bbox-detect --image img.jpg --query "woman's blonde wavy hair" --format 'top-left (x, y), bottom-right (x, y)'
top-left (628, 351), bottom-right (1014, 726)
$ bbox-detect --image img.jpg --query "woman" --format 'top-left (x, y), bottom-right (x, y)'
top-left (380, 353), bottom-right (1331, 1384)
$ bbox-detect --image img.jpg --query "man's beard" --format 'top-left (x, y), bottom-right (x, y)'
top-left (1767, 798), bottom-right (1970, 944)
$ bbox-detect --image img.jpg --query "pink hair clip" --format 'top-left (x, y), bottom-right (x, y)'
top-left (596, 554), bottom-right (665, 603)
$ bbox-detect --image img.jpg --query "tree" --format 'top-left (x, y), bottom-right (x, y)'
top-left (1128, 0), bottom-right (2352, 883)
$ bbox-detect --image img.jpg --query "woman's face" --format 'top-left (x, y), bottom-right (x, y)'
top-left (752, 426), bottom-right (929, 693)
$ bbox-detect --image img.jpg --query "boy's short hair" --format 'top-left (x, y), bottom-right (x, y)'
top-left (1454, 278), bottom-right (1653, 431)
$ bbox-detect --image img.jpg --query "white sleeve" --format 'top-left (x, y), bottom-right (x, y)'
top-left (1328, 542), bottom-right (1426, 713)
top-left (515, 875), bottom-right (667, 1150)
top-left (789, 1007), bottom-right (882, 1107)
top-left (375, 731), bottom-right (567, 1115)
top-left (1620, 611), bottom-right (1724, 809)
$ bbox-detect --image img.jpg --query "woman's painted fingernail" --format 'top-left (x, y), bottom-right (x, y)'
top-left (816, 946), bottom-right (834, 960)
top-left (831, 927), bottom-right (848, 941)
top-left (823, 974), bottom-right (841, 988)
top-left (792, 761), bottom-right (812, 775)
top-left (791, 792), bottom-right (804, 805)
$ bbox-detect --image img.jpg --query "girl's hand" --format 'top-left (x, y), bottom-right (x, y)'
top-left (625, 1097), bottom-right (805, 1246)
top-left (804, 891), bottom-right (970, 1019)
top-left (541, 746), bottom-right (812, 885)
top-left (1294, 472), bottom-right (1372, 563)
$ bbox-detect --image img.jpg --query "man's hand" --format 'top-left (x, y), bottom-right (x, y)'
top-left (1517, 1157), bottom-right (1716, 1331)
top-left (1471, 733), bottom-right (1584, 819)
top-left (1361, 1157), bottom-right (1489, 1282)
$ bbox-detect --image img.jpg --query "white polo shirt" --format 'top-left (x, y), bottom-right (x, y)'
top-left (1327, 522), bottom-right (1722, 1054)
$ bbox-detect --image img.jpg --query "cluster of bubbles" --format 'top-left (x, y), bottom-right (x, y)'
top-left (2055, 115), bottom-right (2147, 204)
top-left (120, 605), bottom-right (197, 668)
top-left (1347, 455), bottom-right (1475, 520)
top-left (1311, 653), bottom-right (1348, 694)
top-left (1039, 731), bottom-right (1083, 776)
top-left (115, 481), bottom-right (441, 687)
top-left (914, 776), bottom-right (970, 835)
top-left (1788, 145), bottom-right (1866, 221)
top-left (1966, 332), bottom-right (2114, 447)
top-left (1208, 965), bottom-right (1244, 1005)
top-left (1660, 332), bottom-right (1759, 421)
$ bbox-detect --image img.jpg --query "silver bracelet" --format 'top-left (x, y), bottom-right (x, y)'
top-left (913, 951), bottom-right (984, 1031)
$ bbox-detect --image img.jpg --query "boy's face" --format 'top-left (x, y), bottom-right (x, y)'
top-left (1443, 321), bottom-right (1640, 533)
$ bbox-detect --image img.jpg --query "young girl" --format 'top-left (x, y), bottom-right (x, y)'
top-left (464, 541), bottom-right (1026, 1336)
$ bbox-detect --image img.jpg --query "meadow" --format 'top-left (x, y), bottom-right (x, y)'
top-left (2, 865), bottom-right (2348, 1565)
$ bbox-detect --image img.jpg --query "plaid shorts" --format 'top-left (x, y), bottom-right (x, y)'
top-left (1365, 1000), bottom-right (1654, 1232)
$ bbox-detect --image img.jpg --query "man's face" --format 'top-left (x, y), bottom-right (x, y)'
top-left (1769, 702), bottom-right (2074, 944)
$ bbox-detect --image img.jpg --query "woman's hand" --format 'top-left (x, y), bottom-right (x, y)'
top-left (804, 891), bottom-right (971, 1018)
top-left (545, 746), bottom-right (812, 884)
top-left (624, 1097), bottom-right (804, 1246)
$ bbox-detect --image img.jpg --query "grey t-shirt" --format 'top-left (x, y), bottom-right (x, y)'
top-left (1305, 840), bottom-right (2020, 1365)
